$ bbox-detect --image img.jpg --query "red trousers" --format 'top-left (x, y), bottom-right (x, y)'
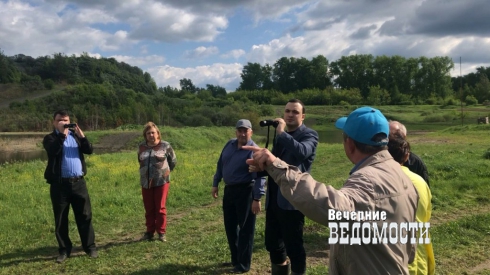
top-left (142, 183), bottom-right (169, 234)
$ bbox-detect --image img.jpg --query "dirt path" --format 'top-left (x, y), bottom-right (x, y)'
top-left (93, 131), bottom-right (140, 152)
top-left (0, 132), bottom-right (140, 153)
top-left (468, 259), bottom-right (490, 274)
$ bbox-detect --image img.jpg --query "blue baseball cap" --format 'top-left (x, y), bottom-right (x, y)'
top-left (335, 106), bottom-right (389, 146)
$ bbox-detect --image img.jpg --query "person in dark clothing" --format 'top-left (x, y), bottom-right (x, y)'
top-left (254, 99), bottom-right (319, 275)
top-left (389, 121), bottom-right (430, 187)
top-left (212, 119), bottom-right (266, 274)
top-left (43, 110), bottom-right (97, 263)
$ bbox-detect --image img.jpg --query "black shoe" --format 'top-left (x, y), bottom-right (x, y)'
top-left (140, 232), bottom-right (154, 241)
top-left (89, 250), bottom-right (98, 258)
top-left (229, 267), bottom-right (247, 274)
top-left (56, 253), bottom-right (68, 263)
top-left (221, 262), bottom-right (234, 267)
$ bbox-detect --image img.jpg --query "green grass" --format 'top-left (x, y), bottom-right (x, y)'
top-left (1, 123), bottom-right (490, 274)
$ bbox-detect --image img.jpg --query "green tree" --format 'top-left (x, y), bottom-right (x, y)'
top-left (473, 74), bottom-right (490, 102)
top-left (179, 78), bottom-right (197, 94)
top-left (329, 54), bottom-right (374, 98)
top-left (367, 85), bottom-right (391, 105)
top-left (0, 49), bottom-right (22, 83)
top-left (272, 57), bottom-right (298, 93)
top-left (238, 62), bottom-right (273, 90)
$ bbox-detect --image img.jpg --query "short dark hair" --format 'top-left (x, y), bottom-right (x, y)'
top-left (344, 132), bottom-right (387, 154)
top-left (288, 98), bottom-right (305, 114)
top-left (53, 110), bottom-right (69, 119)
top-left (387, 134), bottom-right (410, 164)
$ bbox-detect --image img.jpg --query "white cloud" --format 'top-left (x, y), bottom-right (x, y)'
top-left (111, 55), bottom-right (166, 67)
top-left (147, 63), bottom-right (243, 91)
top-left (221, 49), bottom-right (245, 60)
top-left (2, 0), bottom-right (490, 93)
top-left (183, 46), bottom-right (219, 59)
top-left (0, 1), bottom-right (131, 57)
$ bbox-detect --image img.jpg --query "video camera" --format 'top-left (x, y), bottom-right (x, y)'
top-left (259, 120), bottom-right (279, 128)
top-left (63, 123), bottom-right (77, 128)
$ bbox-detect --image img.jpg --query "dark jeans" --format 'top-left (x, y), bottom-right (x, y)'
top-left (223, 183), bottom-right (256, 272)
top-left (265, 201), bottom-right (306, 274)
top-left (50, 178), bottom-right (96, 255)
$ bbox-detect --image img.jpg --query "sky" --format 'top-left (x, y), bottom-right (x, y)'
top-left (1, 0), bottom-right (490, 92)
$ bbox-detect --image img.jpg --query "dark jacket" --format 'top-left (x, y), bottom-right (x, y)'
top-left (404, 152), bottom-right (430, 187)
top-left (43, 130), bottom-right (93, 184)
top-left (266, 124), bottom-right (319, 210)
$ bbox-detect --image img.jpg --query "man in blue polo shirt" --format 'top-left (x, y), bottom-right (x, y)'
top-left (43, 110), bottom-right (98, 263)
top-left (212, 119), bottom-right (266, 274)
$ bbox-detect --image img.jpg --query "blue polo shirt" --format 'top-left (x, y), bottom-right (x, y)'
top-left (213, 138), bottom-right (265, 199)
top-left (58, 130), bottom-right (84, 178)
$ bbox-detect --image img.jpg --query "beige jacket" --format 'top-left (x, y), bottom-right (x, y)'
top-left (266, 150), bottom-right (418, 275)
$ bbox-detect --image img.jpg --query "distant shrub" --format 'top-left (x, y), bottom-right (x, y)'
top-left (423, 114), bottom-right (446, 122)
top-left (258, 105), bottom-right (274, 116)
top-left (483, 149), bottom-right (490, 160)
top-left (426, 96), bottom-right (444, 105)
top-left (443, 113), bottom-right (454, 121)
top-left (444, 98), bottom-right (458, 106)
top-left (44, 79), bottom-right (55, 90)
top-left (185, 114), bottom-right (213, 127)
top-left (465, 95), bottom-right (478, 105)
top-left (483, 100), bottom-right (490, 106)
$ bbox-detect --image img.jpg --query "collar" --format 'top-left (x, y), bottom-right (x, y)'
top-left (232, 138), bottom-right (254, 148)
top-left (350, 156), bottom-right (370, 175)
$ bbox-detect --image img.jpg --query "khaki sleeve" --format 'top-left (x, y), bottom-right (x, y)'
top-left (265, 158), bottom-right (375, 226)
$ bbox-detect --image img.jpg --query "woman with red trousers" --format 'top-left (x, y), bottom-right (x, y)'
top-left (138, 122), bottom-right (177, 242)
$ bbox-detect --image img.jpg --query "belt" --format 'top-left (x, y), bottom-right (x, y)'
top-left (62, 176), bottom-right (84, 183)
top-left (225, 182), bottom-right (254, 188)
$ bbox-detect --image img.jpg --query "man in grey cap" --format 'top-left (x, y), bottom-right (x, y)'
top-left (212, 119), bottom-right (266, 274)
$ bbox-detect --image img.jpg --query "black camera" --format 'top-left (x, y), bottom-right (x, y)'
top-left (63, 123), bottom-right (77, 128)
top-left (259, 120), bottom-right (279, 128)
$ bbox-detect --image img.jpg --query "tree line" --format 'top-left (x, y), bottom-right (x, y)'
top-left (0, 49), bottom-right (489, 131)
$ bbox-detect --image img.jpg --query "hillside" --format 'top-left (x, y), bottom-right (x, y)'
top-left (0, 83), bottom-right (61, 109)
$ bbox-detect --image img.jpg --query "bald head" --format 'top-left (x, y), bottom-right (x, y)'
top-left (389, 121), bottom-right (407, 138)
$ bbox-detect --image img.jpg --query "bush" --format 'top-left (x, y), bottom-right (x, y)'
top-left (425, 96), bottom-right (444, 105)
top-left (465, 95), bottom-right (478, 105)
top-left (258, 105), bottom-right (274, 116)
top-left (185, 114), bottom-right (213, 127)
top-left (483, 149), bottom-right (490, 160)
top-left (339, 100), bottom-right (350, 106)
top-left (43, 79), bottom-right (55, 90)
top-left (423, 114), bottom-right (446, 122)
top-left (444, 98), bottom-right (458, 106)
top-left (443, 113), bottom-right (454, 121)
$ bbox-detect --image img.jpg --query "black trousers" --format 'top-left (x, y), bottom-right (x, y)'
top-left (222, 183), bottom-right (256, 272)
top-left (265, 200), bottom-right (306, 274)
top-left (50, 178), bottom-right (96, 255)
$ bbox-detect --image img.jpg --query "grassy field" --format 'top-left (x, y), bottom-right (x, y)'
top-left (1, 121), bottom-right (490, 274)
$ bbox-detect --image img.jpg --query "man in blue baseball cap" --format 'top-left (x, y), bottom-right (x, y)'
top-left (244, 106), bottom-right (419, 275)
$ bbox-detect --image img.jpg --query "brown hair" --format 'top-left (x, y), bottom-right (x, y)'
top-left (143, 121), bottom-right (161, 142)
top-left (387, 134), bottom-right (410, 164)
